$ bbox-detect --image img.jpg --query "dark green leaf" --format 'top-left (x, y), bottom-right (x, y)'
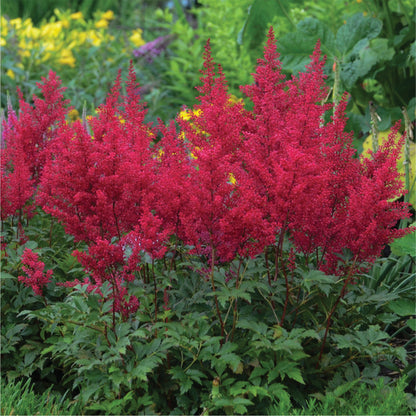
top-left (335, 13), bottom-right (382, 55)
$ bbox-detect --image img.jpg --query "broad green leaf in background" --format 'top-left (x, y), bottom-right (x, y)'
top-left (238, 0), bottom-right (295, 52)
top-left (278, 32), bottom-right (318, 73)
top-left (296, 18), bottom-right (336, 54)
top-left (335, 13), bottom-right (382, 55)
top-left (407, 319), bottom-right (416, 331)
top-left (388, 299), bottom-right (416, 317)
top-left (390, 224), bottom-right (416, 257)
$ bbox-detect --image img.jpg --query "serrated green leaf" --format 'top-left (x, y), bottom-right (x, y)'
top-left (267, 361), bottom-right (304, 384)
top-left (236, 318), bottom-right (268, 335)
top-left (220, 353), bottom-right (241, 371)
top-left (302, 270), bottom-right (336, 292)
top-left (131, 355), bottom-right (162, 381)
top-left (249, 366), bottom-right (268, 381)
top-left (267, 366), bottom-right (280, 383)
top-left (186, 368), bottom-right (206, 384)
top-left (179, 377), bottom-right (193, 395)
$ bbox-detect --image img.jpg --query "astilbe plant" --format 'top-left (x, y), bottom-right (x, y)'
top-left (173, 40), bottom-right (273, 263)
top-left (2, 28), bottom-right (416, 413)
top-left (5, 28), bottom-right (414, 331)
top-left (37, 63), bottom-right (157, 243)
top-left (1, 71), bottom-right (68, 224)
top-left (37, 63), bottom-right (169, 317)
top-left (239, 28), bottom-right (412, 278)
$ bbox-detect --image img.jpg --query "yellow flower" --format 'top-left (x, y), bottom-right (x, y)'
top-left (179, 108), bottom-right (202, 121)
top-left (27, 26), bottom-right (41, 40)
top-left (68, 109), bottom-right (80, 121)
top-left (70, 12), bottom-right (83, 20)
top-left (85, 30), bottom-right (102, 46)
top-left (101, 10), bottom-right (114, 20)
top-left (1, 16), bottom-right (8, 37)
top-left (61, 19), bottom-right (69, 29)
top-left (59, 49), bottom-right (76, 67)
top-left (179, 109), bottom-right (192, 121)
top-left (0, 37), bottom-right (5, 46)
top-left (190, 146), bottom-right (201, 160)
top-left (356, 0), bottom-right (362, 2)
top-left (228, 172), bottom-right (237, 185)
top-left (130, 29), bottom-right (145, 47)
top-left (227, 94), bottom-right (243, 106)
top-left (156, 148), bottom-right (165, 160)
top-left (6, 69), bottom-right (15, 79)
top-left (95, 19), bottom-right (109, 29)
top-left (10, 18), bottom-right (23, 30)
top-left (18, 39), bottom-right (31, 57)
top-left (41, 22), bottom-right (63, 38)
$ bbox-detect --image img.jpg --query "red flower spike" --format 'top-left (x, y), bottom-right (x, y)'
top-left (18, 248), bottom-right (53, 296)
top-left (38, 64), bottom-right (158, 244)
top-left (240, 29), bottom-right (413, 275)
top-left (1, 72), bottom-right (69, 221)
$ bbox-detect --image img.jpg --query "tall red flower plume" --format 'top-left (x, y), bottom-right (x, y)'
top-left (1, 71), bottom-right (69, 221)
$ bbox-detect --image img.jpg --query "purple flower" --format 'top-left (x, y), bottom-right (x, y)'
top-left (133, 35), bottom-right (173, 63)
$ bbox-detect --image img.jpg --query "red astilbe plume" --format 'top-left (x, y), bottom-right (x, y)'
top-left (1, 107), bottom-right (34, 221)
top-left (1, 72), bottom-right (69, 222)
top-left (18, 248), bottom-right (53, 297)
top-left (174, 40), bottom-right (272, 262)
top-left (152, 120), bottom-right (192, 239)
top-left (38, 62), bottom-right (158, 244)
top-left (73, 239), bottom-right (139, 319)
top-left (5, 71), bottom-right (69, 183)
top-left (336, 123), bottom-right (413, 267)
top-left (241, 27), bottom-right (413, 275)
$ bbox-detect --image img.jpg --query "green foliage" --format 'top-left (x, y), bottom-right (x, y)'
top-left (1, 211), bottom-right (85, 384)
top-left (1, 0), bottom-right (136, 23)
top-left (144, 0), bottom-right (254, 122)
top-left (268, 376), bottom-right (414, 415)
top-left (3, 214), bottom-right (413, 414)
top-left (0, 377), bottom-right (81, 415)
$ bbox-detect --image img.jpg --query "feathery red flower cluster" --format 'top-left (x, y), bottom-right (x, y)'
top-left (18, 248), bottom-right (53, 296)
top-left (3, 28), bottom-right (414, 317)
top-left (1, 71), bottom-right (68, 220)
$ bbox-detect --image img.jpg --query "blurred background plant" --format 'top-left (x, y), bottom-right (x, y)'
top-left (2, 0), bottom-right (415, 133)
top-left (1, 7), bottom-right (147, 112)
